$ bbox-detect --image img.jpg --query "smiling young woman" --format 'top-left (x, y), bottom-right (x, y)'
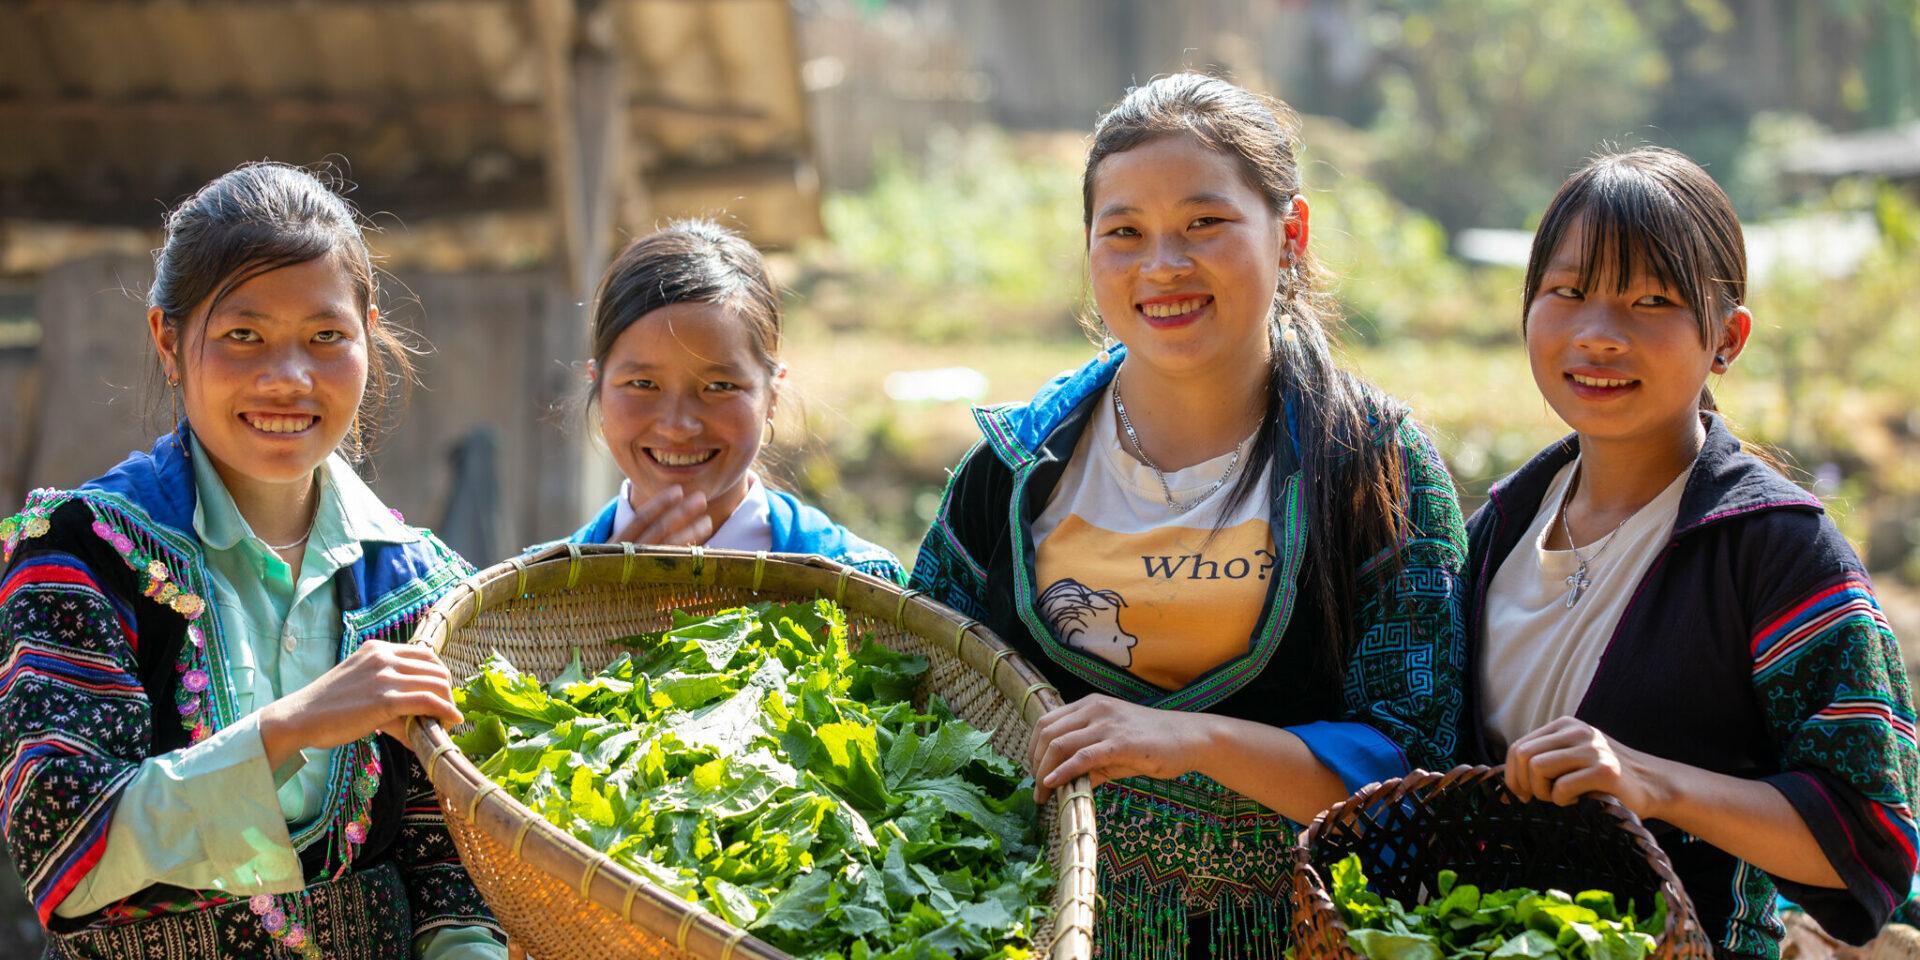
top-left (542, 219), bottom-right (904, 583)
top-left (909, 73), bottom-right (1470, 958)
top-left (1464, 148), bottom-right (1917, 960)
top-left (0, 163), bottom-right (503, 960)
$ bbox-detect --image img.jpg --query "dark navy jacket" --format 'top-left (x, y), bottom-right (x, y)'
top-left (1464, 414), bottom-right (1918, 957)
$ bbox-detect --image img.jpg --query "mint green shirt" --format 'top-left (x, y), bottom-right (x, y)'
top-left (55, 440), bottom-right (501, 959)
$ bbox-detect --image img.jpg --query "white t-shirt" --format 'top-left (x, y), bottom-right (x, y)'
top-left (1031, 381), bottom-right (1274, 692)
top-left (1480, 459), bottom-right (1690, 750)
top-left (611, 472), bottom-right (773, 551)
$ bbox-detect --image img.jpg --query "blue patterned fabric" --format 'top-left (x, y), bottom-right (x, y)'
top-left (0, 428), bottom-right (503, 956)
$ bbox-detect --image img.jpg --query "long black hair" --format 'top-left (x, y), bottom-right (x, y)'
top-left (149, 161), bottom-right (411, 461)
top-left (1082, 73), bottom-right (1413, 678)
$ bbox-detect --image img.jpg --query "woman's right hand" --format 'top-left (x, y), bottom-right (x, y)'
top-left (612, 485), bottom-right (713, 546)
top-left (256, 640), bottom-right (463, 770)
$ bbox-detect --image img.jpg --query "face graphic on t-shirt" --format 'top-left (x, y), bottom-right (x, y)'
top-left (1039, 578), bottom-right (1140, 668)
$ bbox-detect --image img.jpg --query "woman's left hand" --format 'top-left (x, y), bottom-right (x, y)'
top-left (1504, 716), bottom-right (1672, 817)
top-left (1028, 694), bottom-right (1210, 802)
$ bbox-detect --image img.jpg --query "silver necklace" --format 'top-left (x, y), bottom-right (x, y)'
top-left (264, 531), bottom-right (310, 553)
top-left (1111, 377), bottom-right (1246, 513)
top-left (1555, 467), bottom-right (1633, 608)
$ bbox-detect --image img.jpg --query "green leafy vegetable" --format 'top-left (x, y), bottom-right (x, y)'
top-left (456, 600), bottom-right (1049, 960)
top-left (1326, 855), bottom-right (1662, 960)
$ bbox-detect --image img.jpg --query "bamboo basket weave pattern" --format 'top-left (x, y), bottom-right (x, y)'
top-left (1289, 765), bottom-right (1711, 960)
top-left (405, 544), bottom-right (1097, 960)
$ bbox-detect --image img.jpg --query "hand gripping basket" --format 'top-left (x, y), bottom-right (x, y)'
top-left (1289, 765), bottom-right (1712, 960)
top-left (403, 544), bottom-right (1097, 960)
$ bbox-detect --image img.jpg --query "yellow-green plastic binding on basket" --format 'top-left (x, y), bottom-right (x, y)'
top-left (403, 545), bottom-right (1098, 960)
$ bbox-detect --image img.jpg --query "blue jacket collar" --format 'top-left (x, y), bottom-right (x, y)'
top-left (570, 497), bottom-right (620, 546)
top-left (74, 425), bottom-right (462, 614)
top-left (570, 488), bottom-right (894, 567)
top-left (969, 346), bottom-right (1308, 472)
top-left (1485, 412), bottom-right (1822, 539)
top-left (80, 425), bottom-right (199, 535)
top-left (972, 347), bottom-right (1125, 469)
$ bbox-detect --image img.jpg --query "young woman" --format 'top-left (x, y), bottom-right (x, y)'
top-left (1467, 148), bottom-right (1917, 958)
top-left (911, 73), bottom-right (1469, 958)
top-left (555, 220), bottom-right (904, 583)
top-left (0, 164), bottom-right (503, 959)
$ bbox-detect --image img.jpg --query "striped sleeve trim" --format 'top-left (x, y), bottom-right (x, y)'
top-left (1777, 769), bottom-right (1915, 910)
top-left (6, 739), bottom-right (137, 924)
top-left (0, 554), bottom-right (136, 652)
top-left (1752, 576), bottom-right (1890, 679)
top-left (0, 643), bottom-right (145, 701)
top-left (1808, 694), bottom-right (1920, 752)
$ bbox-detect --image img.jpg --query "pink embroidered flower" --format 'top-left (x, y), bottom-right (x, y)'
top-left (262, 909), bottom-right (287, 933)
top-left (90, 521), bottom-right (113, 540)
top-left (191, 722), bottom-right (208, 742)
top-left (285, 924), bottom-right (306, 946)
top-left (344, 820), bottom-right (367, 844)
top-left (109, 534), bottom-right (133, 554)
top-left (389, 508), bottom-right (406, 523)
top-left (176, 698), bottom-right (198, 716)
top-left (249, 894), bottom-right (274, 915)
top-left (181, 670), bottom-right (209, 693)
top-left (188, 626), bottom-right (205, 649)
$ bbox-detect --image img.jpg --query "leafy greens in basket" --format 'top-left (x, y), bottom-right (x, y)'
top-left (1328, 854), bottom-right (1666, 960)
top-left (454, 600), bottom-right (1052, 960)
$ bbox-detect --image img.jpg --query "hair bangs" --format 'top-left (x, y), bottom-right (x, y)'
top-left (1526, 151), bottom-right (1731, 346)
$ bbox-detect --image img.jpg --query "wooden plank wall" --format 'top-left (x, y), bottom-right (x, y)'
top-left (372, 270), bottom-right (593, 561)
top-left (22, 254), bottom-right (163, 494)
top-left (948, 0), bottom-right (1310, 130)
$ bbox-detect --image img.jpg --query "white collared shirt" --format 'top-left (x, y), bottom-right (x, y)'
top-left (611, 472), bottom-right (773, 551)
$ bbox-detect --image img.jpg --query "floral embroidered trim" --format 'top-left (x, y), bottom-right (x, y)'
top-left (3, 483), bottom-right (423, 952)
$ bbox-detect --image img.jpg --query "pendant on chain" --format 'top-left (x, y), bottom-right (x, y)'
top-left (1563, 562), bottom-right (1592, 608)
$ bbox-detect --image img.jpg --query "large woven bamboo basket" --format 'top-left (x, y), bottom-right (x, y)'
top-left (404, 543), bottom-right (1097, 960)
top-left (1289, 765), bottom-right (1711, 960)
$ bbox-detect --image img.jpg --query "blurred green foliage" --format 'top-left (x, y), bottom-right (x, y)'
top-left (801, 128), bottom-right (1087, 343)
top-left (1365, 0), bottom-right (1668, 233)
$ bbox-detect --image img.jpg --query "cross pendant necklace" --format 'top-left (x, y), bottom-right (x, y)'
top-left (1563, 564), bottom-right (1594, 609)
top-left (1554, 466), bottom-right (1632, 609)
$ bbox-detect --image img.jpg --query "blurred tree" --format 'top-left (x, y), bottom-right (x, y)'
top-left (1633, 0), bottom-right (1918, 214)
top-left (1364, 0), bottom-right (1668, 232)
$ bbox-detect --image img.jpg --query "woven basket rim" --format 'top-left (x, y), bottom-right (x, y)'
top-left (1291, 764), bottom-right (1705, 957)
top-left (406, 543), bottom-right (1098, 960)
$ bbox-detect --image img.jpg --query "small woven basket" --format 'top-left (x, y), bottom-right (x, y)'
top-left (404, 543), bottom-right (1097, 960)
top-left (1289, 765), bottom-right (1711, 960)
